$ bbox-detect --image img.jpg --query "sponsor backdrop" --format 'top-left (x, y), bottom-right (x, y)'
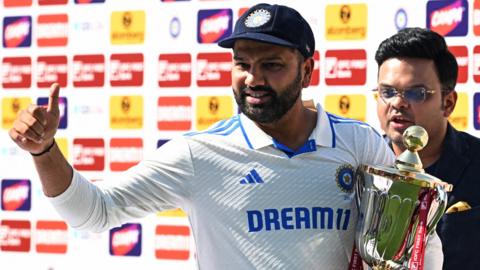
top-left (0, 0), bottom-right (478, 269)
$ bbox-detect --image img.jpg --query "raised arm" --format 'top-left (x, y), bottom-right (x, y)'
top-left (8, 83), bottom-right (73, 197)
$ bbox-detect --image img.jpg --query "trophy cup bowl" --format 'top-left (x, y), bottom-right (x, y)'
top-left (354, 126), bottom-right (452, 269)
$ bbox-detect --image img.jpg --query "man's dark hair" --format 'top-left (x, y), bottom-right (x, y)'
top-left (375, 27), bottom-right (458, 93)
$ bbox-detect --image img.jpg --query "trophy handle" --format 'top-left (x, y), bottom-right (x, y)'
top-left (426, 185), bottom-right (448, 235)
top-left (354, 168), bottom-right (365, 209)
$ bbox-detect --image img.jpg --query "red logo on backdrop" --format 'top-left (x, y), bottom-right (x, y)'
top-left (0, 220), bottom-right (31, 252)
top-left (158, 53), bottom-right (191, 87)
top-left (325, 49), bottom-right (367, 85)
top-left (36, 220), bottom-right (68, 254)
top-left (4, 0), bottom-right (32, 7)
top-left (157, 96), bottom-right (192, 131)
top-left (238, 7), bottom-right (249, 17)
top-left (73, 138), bottom-right (105, 171)
top-left (155, 225), bottom-right (190, 260)
top-left (311, 50), bottom-right (320, 86)
top-left (109, 138), bottom-right (143, 171)
top-left (110, 54), bottom-right (144, 86)
top-left (2, 57), bottom-right (31, 88)
top-left (73, 54), bottom-right (105, 87)
top-left (39, 0), bottom-right (68, 5)
top-left (37, 56), bottom-right (68, 88)
top-left (474, 46), bottom-right (480, 82)
top-left (448, 46), bottom-right (468, 83)
top-left (37, 14), bottom-right (68, 47)
top-left (474, 0), bottom-right (480, 35)
top-left (196, 52), bottom-right (232, 87)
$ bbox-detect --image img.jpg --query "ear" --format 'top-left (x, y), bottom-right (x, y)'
top-left (301, 57), bottom-right (314, 88)
top-left (443, 90), bottom-right (457, 117)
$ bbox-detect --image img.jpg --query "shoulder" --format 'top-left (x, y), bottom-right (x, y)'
top-left (326, 112), bottom-right (382, 139)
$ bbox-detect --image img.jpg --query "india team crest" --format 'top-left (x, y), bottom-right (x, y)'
top-left (244, 9), bottom-right (271, 28)
top-left (336, 164), bottom-right (354, 193)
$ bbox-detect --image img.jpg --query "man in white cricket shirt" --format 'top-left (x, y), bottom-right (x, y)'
top-left (8, 3), bottom-right (442, 270)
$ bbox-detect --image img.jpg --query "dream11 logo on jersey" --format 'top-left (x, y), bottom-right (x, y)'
top-left (1, 179), bottom-right (31, 211)
top-left (109, 223), bottom-right (142, 256)
top-left (3, 16), bottom-right (32, 48)
top-left (427, 0), bottom-right (468, 37)
top-left (2, 57), bottom-right (31, 88)
top-left (197, 9), bottom-right (232, 44)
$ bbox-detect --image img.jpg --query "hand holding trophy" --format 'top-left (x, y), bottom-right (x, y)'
top-left (354, 126), bottom-right (452, 270)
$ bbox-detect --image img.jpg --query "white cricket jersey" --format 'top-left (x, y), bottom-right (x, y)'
top-left (50, 104), bottom-right (398, 269)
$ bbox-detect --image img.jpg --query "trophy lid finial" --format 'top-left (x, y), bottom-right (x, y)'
top-left (403, 125), bottom-right (429, 152)
top-left (395, 125), bottom-right (428, 172)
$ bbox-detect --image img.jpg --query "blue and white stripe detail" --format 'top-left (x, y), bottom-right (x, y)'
top-left (327, 113), bottom-right (381, 148)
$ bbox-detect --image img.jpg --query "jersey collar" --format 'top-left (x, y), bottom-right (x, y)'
top-left (238, 103), bottom-right (333, 150)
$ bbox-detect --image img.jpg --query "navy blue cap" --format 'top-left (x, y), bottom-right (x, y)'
top-left (218, 3), bottom-right (315, 58)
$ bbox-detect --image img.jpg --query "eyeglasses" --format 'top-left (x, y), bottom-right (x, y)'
top-left (373, 86), bottom-right (436, 104)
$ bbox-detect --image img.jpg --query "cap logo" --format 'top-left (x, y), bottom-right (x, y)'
top-left (244, 9), bottom-right (271, 28)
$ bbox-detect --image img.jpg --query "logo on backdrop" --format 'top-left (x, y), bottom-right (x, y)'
top-left (395, 8), bottom-right (408, 30)
top-left (2, 57), bottom-right (31, 88)
top-left (111, 11), bottom-right (145, 44)
top-left (311, 51), bottom-right (320, 86)
top-left (109, 138), bottom-right (143, 171)
top-left (196, 52), bottom-right (232, 87)
top-left (473, 46), bottom-right (480, 83)
top-left (169, 17), bottom-right (181, 38)
top-left (110, 53), bottom-right (144, 86)
top-left (196, 96), bottom-right (233, 130)
top-left (427, 0), bottom-right (468, 37)
top-left (110, 223), bottom-right (142, 256)
top-left (72, 138), bottom-right (105, 171)
top-left (157, 96), bottom-right (192, 131)
top-left (73, 54), bottom-right (105, 87)
top-left (197, 9), bottom-right (233, 43)
top-left (155, 225), bottom-right (191, 260)
top-left (325, 94), bottom-right (366, 122)
top-left (3, 16), bottom-right (32, 48)
top-left (448, 46), bottom-right (468, 83)
top-left (35, 220), bottom-right (68, 254)
top-left (0, 220), bottom-right (31, 252)
top-left (3, 0), bottom-right (32, 7)
top-left (325, 4), bottom-right (367, 40)
top-left (110, 96), bottom-right (143, 129)
top-left (75, 0), bottom-right (105, 3)
top-left (37, 14), bottom-right (68, 47)
top-left (474, 93), bottom-right (480, 130)
top-left (324, 49), bottom-right (367, 85)
top-left (158, 53), bottom-right (191, 87)
top-left (37, 97), bottom-right (68, 129)
top-left (37, 56), bottom-right (68, 88)
top-left (1, 179), bottom-right (31, 211)
top-left (2, 97), bottom-right (31, 129)
top-left (39, 0), bottom-right (67, 5)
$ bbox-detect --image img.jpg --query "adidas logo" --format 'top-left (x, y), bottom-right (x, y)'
top-left (239, 169), bottom-right (264, 184)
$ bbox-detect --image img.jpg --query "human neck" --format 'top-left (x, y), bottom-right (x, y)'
top-left (256, 102), bottom-right (317, 151)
